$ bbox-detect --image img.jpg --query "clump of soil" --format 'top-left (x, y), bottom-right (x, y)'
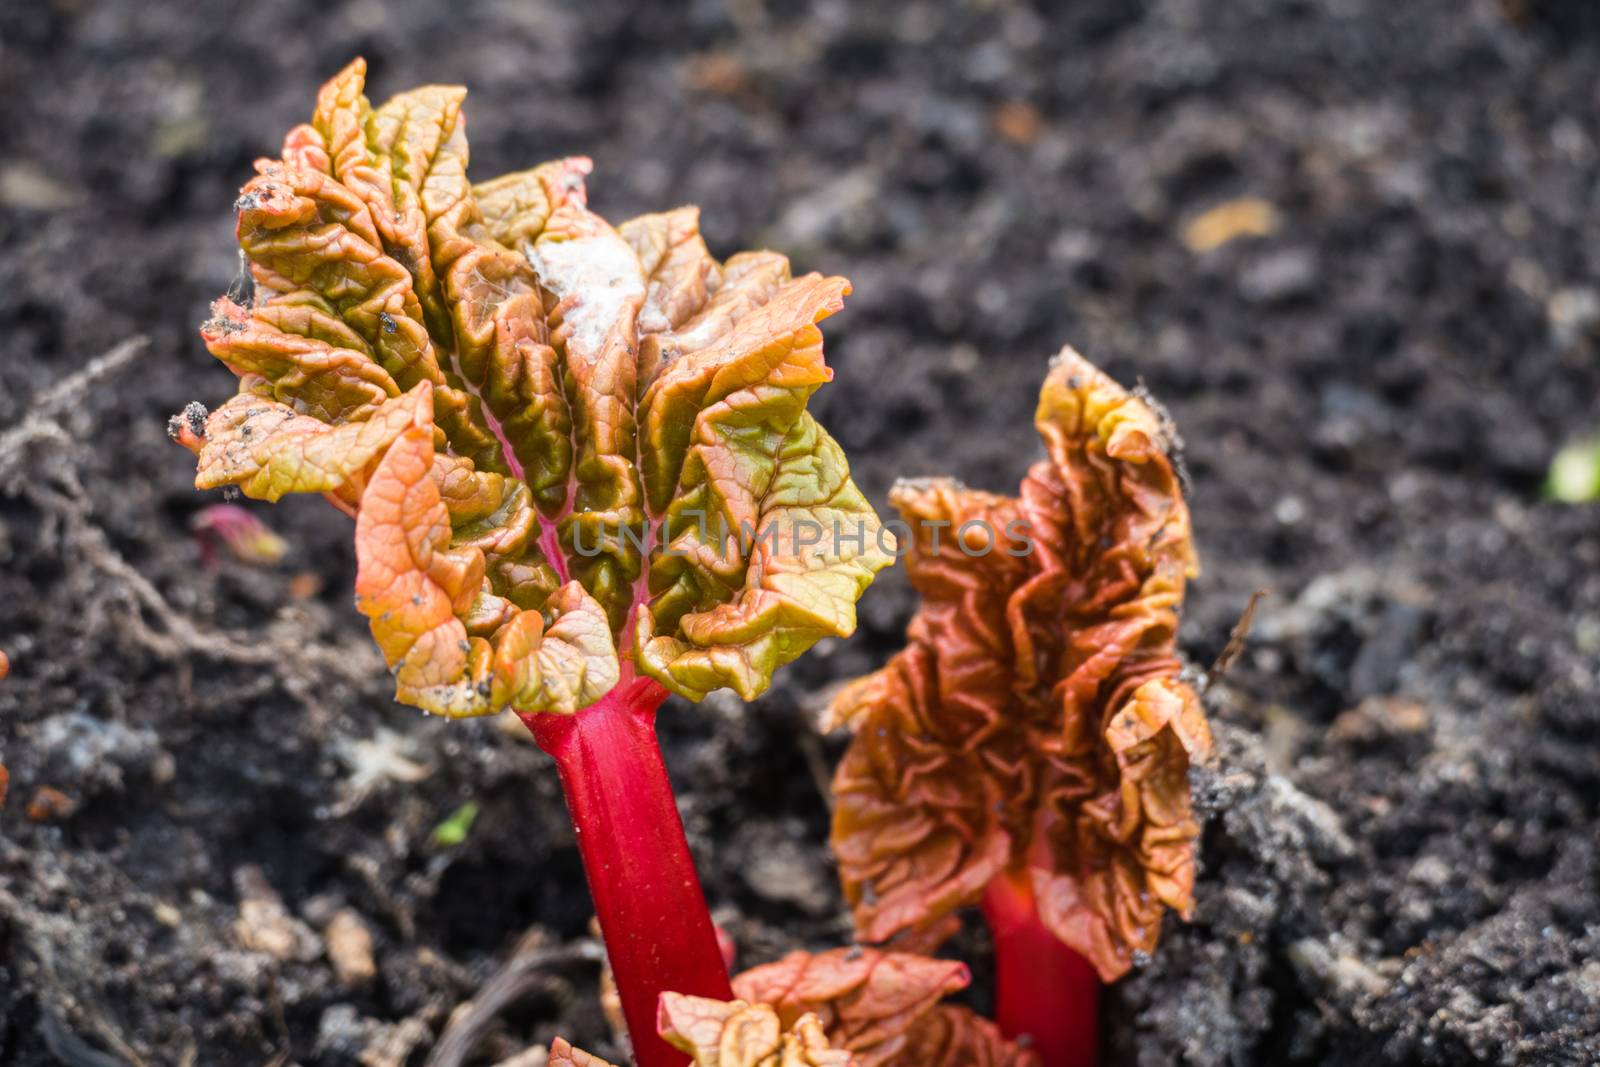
top-left (2, 1), bottom-right (1599, 1065)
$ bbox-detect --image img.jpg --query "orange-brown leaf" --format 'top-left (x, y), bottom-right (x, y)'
top-left (1031, 678), bottom-right (1210, 973)
top-left (547, 1037), bottom-right (619, 1067)
top-left (194, 384), bottom-right (432, 507)
top-left (658, 993), bottom-right (855, 1067)
top-left (896, 1006), bottom-right (1042, 1067)
top-left (830, 347), bottom-right (1210, 980)
top-left (828, 478), bottom-right (1033, 943)
top-left (732, 947), bottom-right (968, 1067)
top-left (353, 423), bottom-right (617, 717)
top-left (829, 668), bottom-right (1014, 943)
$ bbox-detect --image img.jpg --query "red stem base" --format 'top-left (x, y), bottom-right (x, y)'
top-left (522, 672), bottom-right (733, 1067)
top-left (981, 875), bottom-right (1101, 1067)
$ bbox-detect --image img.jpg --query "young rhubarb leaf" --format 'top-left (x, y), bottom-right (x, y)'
top-left (548, 1038), bottom-right (619, 1067)
top-left (829, 348), bottom-right (1211, 981)
top-left (896, 1007), bottom-right (1043, 1067)
top-left (732, 948), bottom-right (1038, 1067)
top-left (354, 422), bottom-right (617, 716)
top-left (191, 385), bottom-right (431, 508)
top-left (732, 948), bottom-right (965, 1067)
top-left (180, 59), bottom-right (892, 718)
top-left (191, 504), bottom-right (289, 566)
top-left (554, 946), bottom-right (1036, 1067)
top-left (658, 993), bottom-right (855, 1067)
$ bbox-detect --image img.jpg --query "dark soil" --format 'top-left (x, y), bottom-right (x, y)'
top-left (3, 0), bottom-right (1599, 1064)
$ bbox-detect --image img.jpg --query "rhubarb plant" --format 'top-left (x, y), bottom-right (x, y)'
top-left (174, 60), bottom-right (893, 1067)
top-left (827, 349), bottom-right (1212, 1067)
top-left (554, 946), bottom-right (1039, 1067)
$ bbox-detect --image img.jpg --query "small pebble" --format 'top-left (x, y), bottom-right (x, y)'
top-left (1239, 248), bottom-right (1320, 304)
top-left (325, 908), bottom-right (377, 988)
top-left (231, 865), bottom-right (320, 962)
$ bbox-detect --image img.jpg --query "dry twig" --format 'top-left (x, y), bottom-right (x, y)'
top-left (0, 337), bottom-right (381, 714)
top-left (425, 931), bottom-right (605, 1067)
top-left (1209, 589), bottom-right (1271, 682)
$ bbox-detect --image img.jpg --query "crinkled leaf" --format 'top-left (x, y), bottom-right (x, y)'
top-left (234, 112), bottom-right (501, 471)
top-left (548, 1038), bottom-right (618, 1067)
top-left (827, 480), bottom-right (1031, 944)
top-left (193, 384), bottom-right (432, 506)
top-left (829, 348), bottom-right (1211, 981)
top-left (829, 662), bottom-right (1014, 944)
top-left (353, 422), bottom-right (617, 716)
top-left (638, 414), bottom-right (892, 701)
top-left (530, 178), bottom-right (650, 630)
top-left (621, 207), bottom-right (720, 350)
top-left (202, 296), bottom-right (398, 423)
top-left (548, 951), bottom-right (1027, 1067)
top-left (732, 948), bottom-right (968, 1067)
top-left (658, 994), bottom-right (854, 1067)
top-left (896, 1006), bottom-right (1041, 1067)
top-left (1031, 677), bottom-right (1210, 975)
top-left (181, 59), bottom-right (889, 720)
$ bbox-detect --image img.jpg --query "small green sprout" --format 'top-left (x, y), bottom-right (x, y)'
top-left (1546, 437), bottom-right (1600, 503)
top-left (433, 801), bottom-right (480, 847)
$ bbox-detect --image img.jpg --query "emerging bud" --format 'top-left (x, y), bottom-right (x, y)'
top-left (191, 504), bottom-right (289, 567)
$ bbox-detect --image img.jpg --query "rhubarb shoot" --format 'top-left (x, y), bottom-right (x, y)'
top-left (733, 946), bottom-right (1039, 1066)
top-left (827, 348), bottom-right (1211, 1066)
top-left (555, 945), bottom-right (1039, 1067)
top-left (175, 60), bottom-right (894, 1067)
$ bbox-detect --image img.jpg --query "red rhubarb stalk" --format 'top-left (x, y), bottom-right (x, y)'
top-left (981, 874), bottom-right (1100, 1067)
top-left (522, 671), bottom-right (734, 1067)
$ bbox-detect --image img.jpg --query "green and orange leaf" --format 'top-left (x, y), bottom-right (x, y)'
top-left (639, 411), bottom-right (890, 701)
top-left (829, 348), bottom-right (1211, 981)
top-left (179, 59), bottom-right (891, 719)
top-left (190, 384), bottom-right (431, 508)
top-left (353, 422), bottom-right (617, 716)
top-left (552, 948), bottom-right (1035, 1067)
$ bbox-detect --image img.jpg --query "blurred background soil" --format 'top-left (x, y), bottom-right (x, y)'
top-left (3, 0), bottom-right (1600, 1064)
